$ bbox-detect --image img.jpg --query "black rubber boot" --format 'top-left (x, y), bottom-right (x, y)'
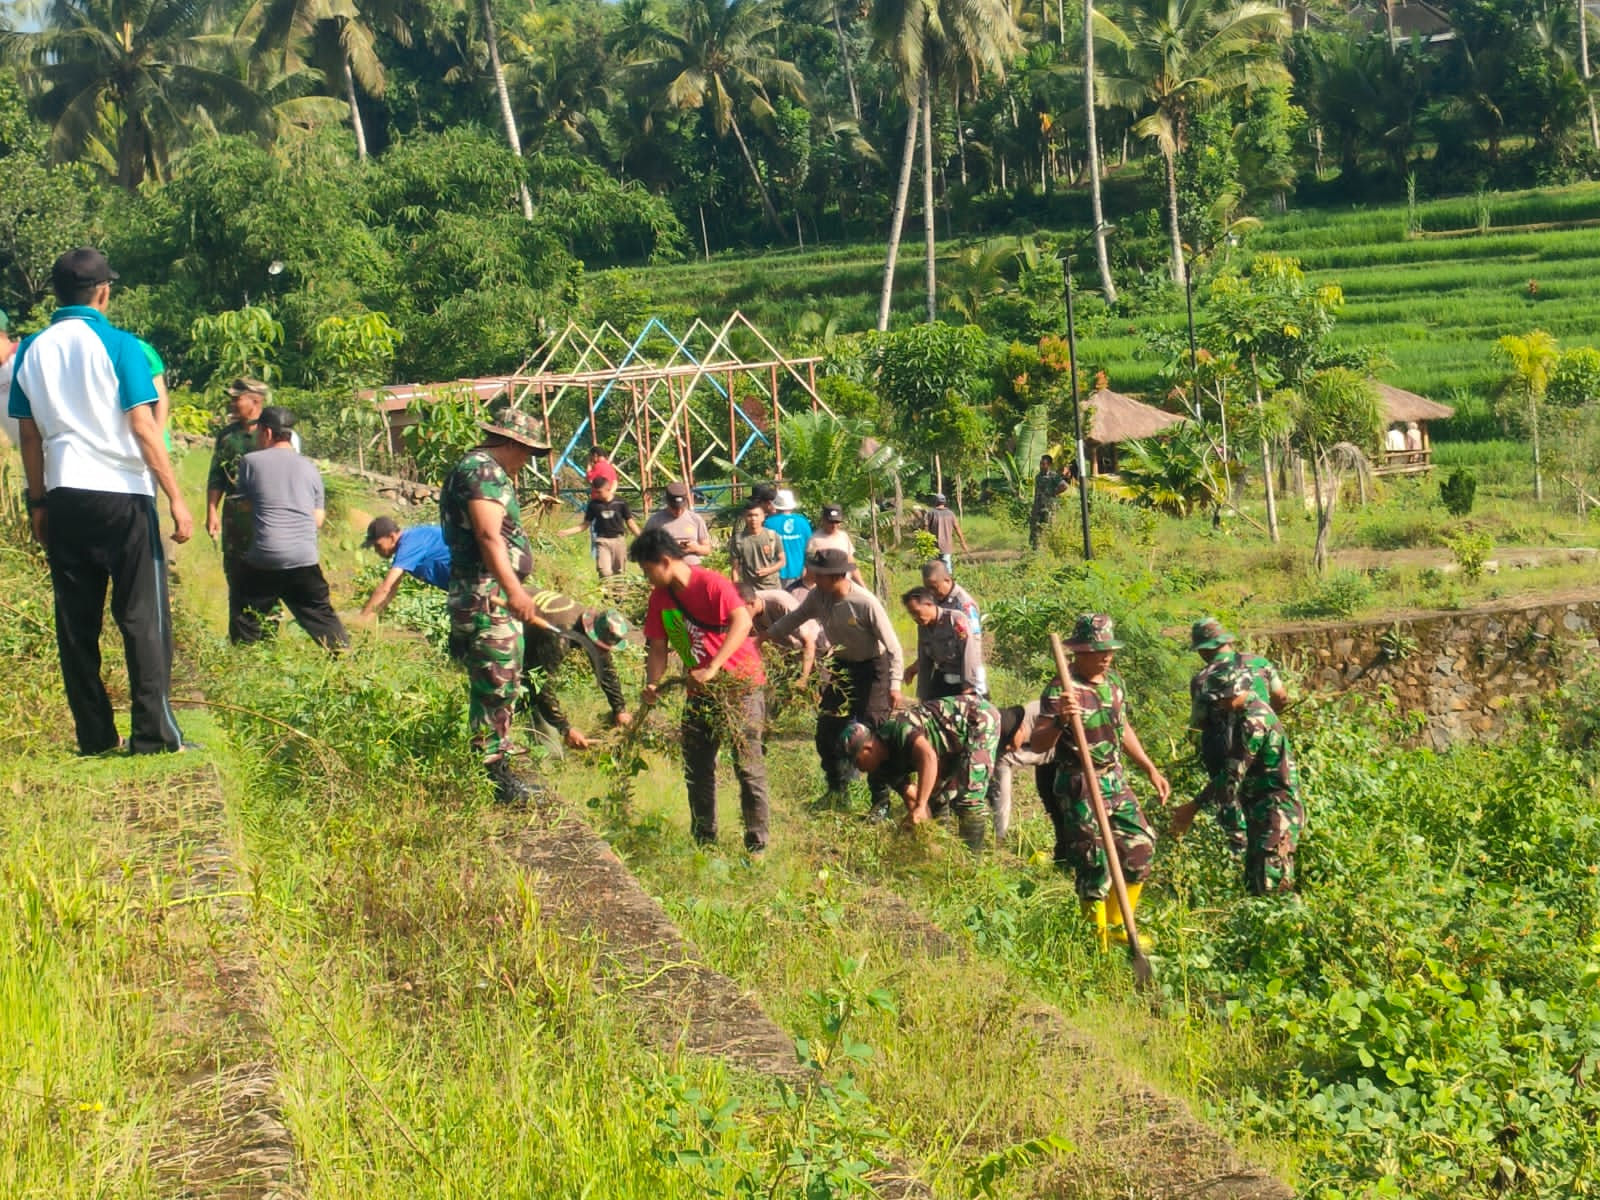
top-left (957, 812), bottom-right (988, 854)
top-left (487, 756), bottom-right (534, 806)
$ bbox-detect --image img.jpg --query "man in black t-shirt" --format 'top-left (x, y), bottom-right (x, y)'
top-left (559, 474), bottom-right (641, 581)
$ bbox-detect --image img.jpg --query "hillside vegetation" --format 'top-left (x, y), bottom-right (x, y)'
top-left (3, 443), bottom-right (1598, 1198)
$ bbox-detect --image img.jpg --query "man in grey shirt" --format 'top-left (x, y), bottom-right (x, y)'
top-left (643, 480), bottom-right (712, 564)
top-left (230, 407), bottom-right (347, 649)
top-left (763, 547), bottom-right (903, 816)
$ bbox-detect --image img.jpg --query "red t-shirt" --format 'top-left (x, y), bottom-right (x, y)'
top-left (586, 456), bottom-right (618, 484)
top-left (645, 567), bottom-right (765, 684)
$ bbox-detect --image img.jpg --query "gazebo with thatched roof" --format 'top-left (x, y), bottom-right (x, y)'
top-left (1372, 380), bottom-right (1454, 475)
top-left (1081, 386), bottom-right (1187, 475)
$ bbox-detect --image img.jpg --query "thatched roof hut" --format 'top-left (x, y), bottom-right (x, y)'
top-left (1372, 380), bottom-right (1453, 475)
top-left (1080, 386), bottom-right (1186, 475)
top-left (1373, 381), bottom-right (1454, 424)
top-left (1082, 387), bottom-right (1186, 444)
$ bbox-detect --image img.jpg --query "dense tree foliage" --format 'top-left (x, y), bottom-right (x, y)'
top-left (0, 0), bottom-right (1597, 388)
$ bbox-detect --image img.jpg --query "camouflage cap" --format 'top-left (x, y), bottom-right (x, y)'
top-left (840, 720), bottom-right (875, 758)
top-left (481, 404), bottom-right (552, 454)
top-left (1190, 617), bottom-right (1236, 652)
top-left (1200, 662), bottom-right (1254, 704)
top-left (1065, 613), bottom-right (1123, 652)
top-left (583, 608), bottom-right (631, 650)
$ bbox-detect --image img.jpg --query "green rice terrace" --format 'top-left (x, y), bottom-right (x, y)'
top-left (641, 182), bottom-right (1600, 406)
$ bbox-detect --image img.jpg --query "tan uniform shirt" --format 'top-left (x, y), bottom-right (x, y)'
top-left (767, 582), bottom-right (904, 681)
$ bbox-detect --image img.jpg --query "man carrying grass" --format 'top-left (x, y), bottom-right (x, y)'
top-left (1197, 662), bottom-right (1305, 896)
top-left (632, 528), bottom-right (770, 855)
top-left (1180, 617), bottom-right (1288, 852)
top-left (762, 547), bottom-right (903, 817)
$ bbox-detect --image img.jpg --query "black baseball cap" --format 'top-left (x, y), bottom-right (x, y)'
top-left (52, 247), bottom-right (119, 292)
top-left (751, 483), bottom-right (778, 505)
top-left (821, 503), bottom-right (844, 522)
top-left (364, 516), bottom-right (400, 547)
top-left (665, 481), bottom-right (690, 502)
top-left (807, 547), bottom-right (854, 576)
top-left (259, 406), bottom-right (297, 435)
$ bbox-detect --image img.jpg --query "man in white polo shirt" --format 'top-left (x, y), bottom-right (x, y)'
top-left (7, 248), bottom-right (193, 755)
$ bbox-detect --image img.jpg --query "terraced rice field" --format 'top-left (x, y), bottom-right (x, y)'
top-left (638, 181), bottom-right (1600, 411)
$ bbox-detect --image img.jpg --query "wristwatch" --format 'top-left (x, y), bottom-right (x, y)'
top-left (24, 493), bottom-right (45, 513)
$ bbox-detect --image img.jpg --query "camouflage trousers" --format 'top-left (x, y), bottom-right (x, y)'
top-left (449, 585), bottom-right (524, 763)
top-left (1056, 770), bottom-right (1156, 902)
top-left (929, 695), bottom-right (1001, 815)
top-left (1244, 788), bottom-right (1304, 896)
top-left (1200, 784), bottom-right (1249, 856)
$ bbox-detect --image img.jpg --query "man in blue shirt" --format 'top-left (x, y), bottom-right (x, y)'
top-left (358, 514), bottom-right (631, 747)
top-left (7, 247), bottom-right (192, 755)
top-left (357, 516), bottom-right (452, 618)
top-left (766, 488), bottom-right (813, 588)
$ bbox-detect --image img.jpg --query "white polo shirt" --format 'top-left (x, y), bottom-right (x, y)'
top-left (7, 305), bottom-right (158, 496)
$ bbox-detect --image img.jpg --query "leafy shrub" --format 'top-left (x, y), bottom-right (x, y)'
top-left (1282, 570), bottom-right (1372, 619)
top-left (1444, 528), bottom-right (1493, 581)
top-left (403, 392), bottom-right (492, 486)
top-left (1440, 468), bottom-right (1477, 517)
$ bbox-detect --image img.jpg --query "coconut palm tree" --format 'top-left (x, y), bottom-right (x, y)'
top-left (872, 0), bottom-right (1018, 330)
top-left (242, 0), bottom-right (411, 161)
top-left (1, 0), bottom-right (270, 188)
top-left (1095, 0), bottom-right (1288, 286)
top-left (625, 0), bottom-right (804, 234)
top-left (1495, 330), bottom-right (1561, 502)
top-left (1084, 0), bottom-right (1116, 303)
top-left (478, 0), bottom-right (534, 218)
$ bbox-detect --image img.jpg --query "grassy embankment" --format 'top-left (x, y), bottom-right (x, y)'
top-left (4, 428), bottom-right (1599, 1198)
top-left (634, 181), bottom-right (1600, 408)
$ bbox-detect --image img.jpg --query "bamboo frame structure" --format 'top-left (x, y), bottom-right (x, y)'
top-left (366, 313), bottom-right (833, 501)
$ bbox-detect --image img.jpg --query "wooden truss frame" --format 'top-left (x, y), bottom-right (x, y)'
top-left (371, 312), bottom-right (833, 495)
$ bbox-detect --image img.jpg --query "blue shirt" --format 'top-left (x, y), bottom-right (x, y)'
top-left (392, 525), bottom-right (452, 590)
top-left (766, 512), bottom-right (813, 582)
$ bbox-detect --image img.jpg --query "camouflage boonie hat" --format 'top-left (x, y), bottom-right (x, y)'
top-left (1066, 613), bottom-right (1123, 651)
top-left (840, 720), bottom-right (875, 758)
top-left (1190, 617), bottom-right (1236, 652)
top-left (481, 401), bottom-right (552, 454)
top-left (583, 608), bottom-right (631, 650)
top-left (1200, 662), bottom-right (1254, 703)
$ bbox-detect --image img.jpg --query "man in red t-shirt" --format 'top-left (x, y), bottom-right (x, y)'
top-left (631, 527), bottom-right (770, 853)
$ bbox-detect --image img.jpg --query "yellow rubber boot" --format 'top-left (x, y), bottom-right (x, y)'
top-left (1107, 883), bottom-right (1153, 950)
top-left (1081, 899), bottom-right (1109, 952)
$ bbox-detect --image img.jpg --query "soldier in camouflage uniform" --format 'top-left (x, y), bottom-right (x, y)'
top-left (1178, 618), bottom-right (1289, 851)
top-left (205, 378), bottom-right (268, 642)
top-left (439, 404), bottom-right (553, 804)
top-left (841, 693), bottom-right (1000, 852)
top-left (1031, 614), bottom-right (1171, 948)
top-left (1198, 663), bottom-right (1305, 896)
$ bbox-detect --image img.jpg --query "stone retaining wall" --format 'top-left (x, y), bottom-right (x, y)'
top-left (1256, 592), bottom-right (1600, 749)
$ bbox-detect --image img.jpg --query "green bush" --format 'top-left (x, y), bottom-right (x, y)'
top-left (1444, 528), bottom-right (1493, 581)
top-left (1440, 468), bottom-right (1478, 516)
top-left (1282, 569), bottom-right (1373, 619)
